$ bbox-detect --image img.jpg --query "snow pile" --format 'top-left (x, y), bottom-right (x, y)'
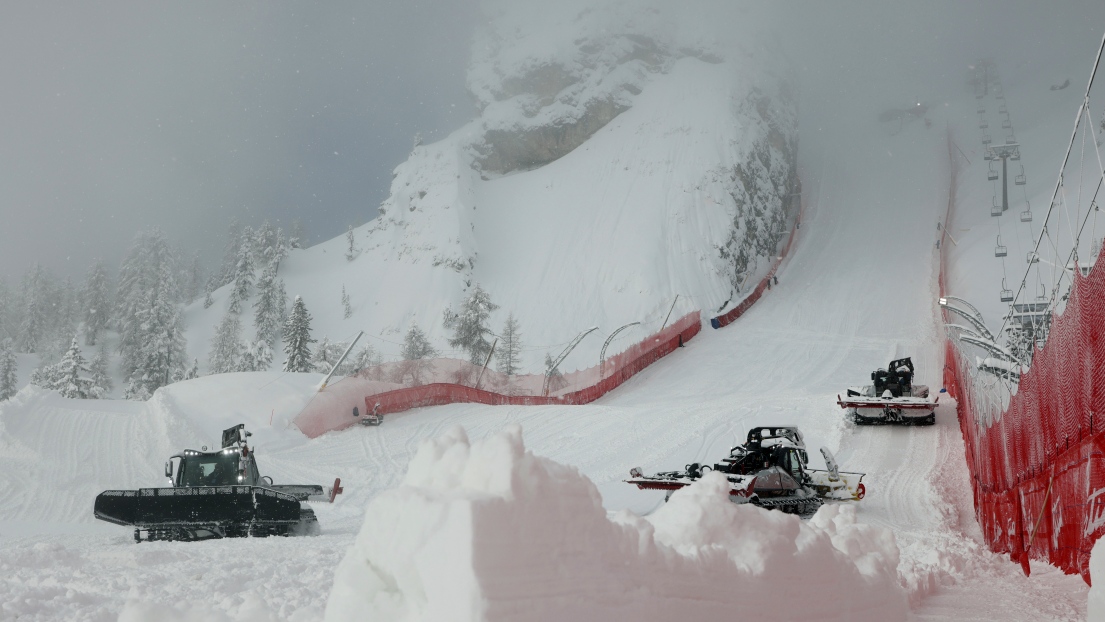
top-left (324, 425), bottom-right (907, 622)
top-left (1090, 538), bottom-right (1105, 620)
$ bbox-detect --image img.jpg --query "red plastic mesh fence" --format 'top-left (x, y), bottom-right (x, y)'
top-left (293, 311), bottom-right (701, 438)
top-left (942, 134), bottom-right (1105, 584)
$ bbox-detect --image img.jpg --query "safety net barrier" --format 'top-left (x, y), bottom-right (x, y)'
top-left (711, 191), bottom-right (803, 329)
top-left (940, 124), bottom-right (1105, 583)
top-left (293, 311), bottom-right (701, 438)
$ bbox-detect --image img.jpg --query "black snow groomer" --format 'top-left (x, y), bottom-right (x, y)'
top-left (625, 426), bottom-right (865, 517)
top-left (94, 424), bottom-right (343, 542)
top-left (837, 357), bottom-right (938, 425)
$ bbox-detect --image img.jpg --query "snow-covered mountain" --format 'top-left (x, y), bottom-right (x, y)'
top-left (184, 1), bottom-right (798, 375)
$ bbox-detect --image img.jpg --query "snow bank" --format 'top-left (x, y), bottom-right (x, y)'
top-left (1090, 538), bottom-right (1105, 620)
top-left (324, 425), bottom-right (907, 622)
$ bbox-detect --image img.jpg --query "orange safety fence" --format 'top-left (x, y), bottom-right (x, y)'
top-left (942, 130), bottom-right (1105, 584)
top-left (293, 311), bottom-right (701, 438)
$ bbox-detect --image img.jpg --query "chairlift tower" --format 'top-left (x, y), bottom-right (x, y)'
top-left (986, 143), bottom-right (1021, 214)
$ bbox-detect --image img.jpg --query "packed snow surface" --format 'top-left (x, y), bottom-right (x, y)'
top-left (324, 425), bottom-right (905, 622)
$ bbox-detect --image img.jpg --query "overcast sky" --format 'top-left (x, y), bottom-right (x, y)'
top-left (0, 1), bottom-right (480, 282)
top-left (3, 1), bottom-right (1104, 284)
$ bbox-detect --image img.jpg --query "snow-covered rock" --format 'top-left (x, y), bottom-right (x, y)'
top-left (324, 424), bottom-right (907, 622)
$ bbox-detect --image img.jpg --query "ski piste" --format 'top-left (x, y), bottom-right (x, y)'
top-left (836, 357), bottom-right (938, 425)
top-left (626, 426), bottom-right (865, 517)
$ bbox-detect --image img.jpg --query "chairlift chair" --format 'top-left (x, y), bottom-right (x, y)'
top-left (996, 92), bottom-right (1005, 100)
top-left (992, 197), bottom-right (1003, 217)
top-left (1002, 119), bottom-right (1012, 129)
top-left (999, 104), bottom-right (1008, 114)
top-left (988, 166), bottom-right (999, 181)
top-left (1006, 137), bottom-right (1016, 145)
top-left (980, 119), bottom-right (989, 129)
top-left (978, 106), bottom-right (986, 114)
top-left (1000, 279), bottom-right (1014, 302)
top-left (1011, 149), bottom-right (1020, 161)
top-left (1020, 201), bottom-right (1033, 222)
top-left (1015, 167), bottom-right (1026, 186)
top-left (983, 134), bottom-right (992, 145)
top-left (995, 235), bottom-right (1008, 257)
top-left (984, 151), bottom-right (994, 161)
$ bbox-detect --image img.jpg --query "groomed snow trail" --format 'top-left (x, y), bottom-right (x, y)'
top-left (0, 123), bottom-right (1090, 621)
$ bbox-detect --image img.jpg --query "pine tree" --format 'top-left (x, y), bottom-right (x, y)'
top-left (0, 278), bottom-right (14, 343)
top-left (82, 261), bottom-right (112, 346)
top-left (240, 339), bottom-right (273, 372)
top-left (341, 286), bottom-right (352, 319)
top-left (282, 296), bottom-right (315, 372)
top-left (495, 313), bottom-right (523, 375)
top-left (184, 358), bottom-right (200, 380)
top-left (0, 339), bottom-right (18, 401)
top-left (311, 336), bottom-right (342, 373)
top-left (348, 343), bottom-right (381, 375)
top-left (115, 229), bottom-right (181, 380)
top-left (89, 341), bottom-right (113, 395)
top-left (181, 254), bottom-right (205, 304)
top-left (216, 218), bottom-right (243, 289)
top-left (288, 219), bottom-right (305, 249)
top-left (54, 337), bottom-right (98, 399)
top-left (209, 307), bottom-right (245, 374)
top-left (18, 264), bottom-right (49, 353)
top-left (345, 225), bottom-right (359, 261)
top-left (227, 226), bottom-right (255, 314)
top-left (126, 261), bottom-right (187, 397)
top-left (443, 284), bottom-right (499, 364)
top-left (253, 264), bottom-right (285, 349)
top-left (203, 289), bottom-right (214, 309)
top-left (397, 323), bottom-right (438, 385)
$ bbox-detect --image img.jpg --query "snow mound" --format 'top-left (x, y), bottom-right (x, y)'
top-left (1090, 538), bottom-right (1105, 620)
top-left (324, 425), bottom-right (907, 622)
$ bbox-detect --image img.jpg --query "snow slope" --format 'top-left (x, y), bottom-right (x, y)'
top-left (180, 2), bottom-right (796, 377)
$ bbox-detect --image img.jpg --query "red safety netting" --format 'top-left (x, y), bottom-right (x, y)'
top-left (293, 311), bottom-right (701, 438)
top-left (942, 132), bottom-right (1105, 584)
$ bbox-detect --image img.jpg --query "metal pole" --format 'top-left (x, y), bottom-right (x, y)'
top-left (474, 338), bottom-right (497, 390)
top-left (543, 327), bottom-right (599, 396)
top-left (660, 295), bottom-right (679, 332)
top-left (599, 322), bottom-right (641, 377)
top-left (319, 331), bottom-right (364, 392)
top-left (1002, 155), bottom-right (1009, 212)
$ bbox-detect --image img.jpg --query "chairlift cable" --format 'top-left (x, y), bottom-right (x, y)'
top-left (1000, 26), bottom-right (1105, 336)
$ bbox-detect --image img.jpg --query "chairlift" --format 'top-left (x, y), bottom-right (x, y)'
top-left (999, 104), bottom-right (1008, 114)
top-left (1020, 201), bottom-right (1033, 222)
top-left (1015, 166), bottom-right (1026, 186)
top-left (1002, 119), bottom-right (1012, 129)
top-left (991, 197), bottom-right (1003, 217)
top-left (995, 235), bottom-right (1008, 257)
top-left (1010, 148), bottom-right (1020, 161)
top-left (982, 134), bottom-right (992, 145)
top-left (996, 92), bottom-right (1005, 100)
top-left (1027, 251), bottom-right (1039, 264)
top-left (1000, 279), bottom-right (1014, 302)
top-left (1006, 137), bottom-right (1016, 145)
top-left (984, 151), bottom-right (994, 161)
top-left (980, 119), bottom-right (989, 129)
top-left (988, 165), bottom-right (999, 181)
top-left (978, 106), bottom-right (986, 114)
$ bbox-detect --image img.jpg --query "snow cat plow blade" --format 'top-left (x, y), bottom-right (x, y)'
top-left (95, 485), bottom-right (311, 542)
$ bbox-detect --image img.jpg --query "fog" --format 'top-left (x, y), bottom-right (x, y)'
top-left (2, 0), bottom-right (1104, 282)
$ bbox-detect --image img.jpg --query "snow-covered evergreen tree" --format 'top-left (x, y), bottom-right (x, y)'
top-left (227, 226), bottom-right (255, 314)
top-left (18, 264), bottom-right (48, 353)
top-left (82, 261), bottom-right (112, 346)
top-left (0, 279), bottom-right (14, 343)
top-left (203, 288), bottom-right (214, 309)
top-left (282, 296), bottom-right (315, 372)
top-left (216, 218), bottom-right (243, 289)
top-left (341, 286), bottom-right (352, 319)
top-left (288, 219), bottom-right (304, 249)
top-left (54, 337), bottom-right (100, 399)
top-left (89, 341), bottom-right (113, 395)
top-left (345, 225), bottom-right (359, 261)
top-left (253, 264), bottom-right (285, 349)
top-left (495, 313), bottom-right (523, 375)
top-left (181, 253), bottom-right (205, 304)
top-left (183, 358), bottom-right (200, 380)
top-left (311, 336), bottom-right (342, 373)
top-left (209, 307), bottom-right (245, 374)
top-left (114, 230), bottom-right (186, 396)
top-left (396, 323), bottom-right (438, 385)
top-left (348, 343), bottom-right (381, 375)
top-left (240, 339), bottom-right (273, 372)
top-left (443, 284), bottom-right (499, 364)
top-left (0, 339), bottom-right (17, 401)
